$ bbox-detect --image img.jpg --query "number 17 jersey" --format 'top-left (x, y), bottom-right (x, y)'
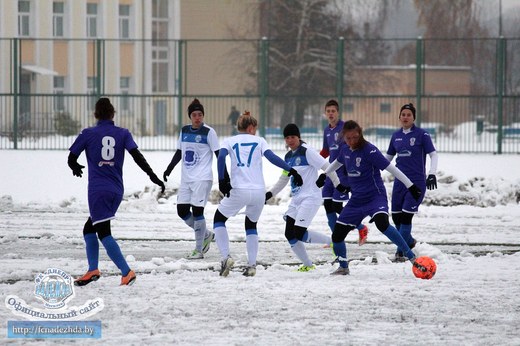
top-left (221, 133), bottom-right (270, 190)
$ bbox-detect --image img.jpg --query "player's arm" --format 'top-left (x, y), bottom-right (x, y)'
top-left (163, 149), bottom-right (181, 181)
top-left (215, 150), bottom-right (230, 181)
top-left (264, 150), bottom-right (303, 186)
top-left (67, 152), bottom-right (85, 178)
top-left (266, 172), bottom-right (290, 200)
top-left (217, 149), bottom-right (232, 197)
top-left (385, 163), bottom-right (421, 200)
top-left (384, 153), bottom-right (394, 162)
top-left (129, 148), bottom-right (165, 193)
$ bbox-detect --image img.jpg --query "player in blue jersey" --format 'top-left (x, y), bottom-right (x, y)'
top-left (317, 99), bottom-right (368, 245)
top-left (323, 120), bottom-right (428, 275)
top-left (214, 112), bottom-right (303, 277)
top-left (265, 124), bottom-right (332, 271)
top-left (385, 103), bottom-right (438, 261)
top-left (163, 98), bottom-right (225, 259)
top-left (68, 97), bottom-right (165, 286)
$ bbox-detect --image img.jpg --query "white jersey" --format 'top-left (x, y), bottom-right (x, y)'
top-left (221, 134), bottom-right (270, 189)
top-left (284, 142), bottom-right (326, 200)
top-left (177, 123), bottom-right (220, 183)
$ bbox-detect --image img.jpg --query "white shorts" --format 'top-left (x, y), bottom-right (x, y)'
top-left (285, 196), bottom-right (321, 228)
top-left (177, 180), bottom-right (213, 207)
top-left (218, 188), bottom-right (265, 222)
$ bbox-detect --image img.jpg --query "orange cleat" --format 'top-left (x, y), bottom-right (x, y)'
top-left (120, 270), bottom-right (136, 286)
top-left (74, 269), bottom-right (101, 286)
top-left (358, 225), bottom-right (368, 246)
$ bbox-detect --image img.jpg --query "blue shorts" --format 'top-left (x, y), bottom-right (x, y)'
top-left (391, 181), bottom-right (426, 214)
top-left (322, 177), bottom-right (349, 202)
top-left (337, 193), bottom-right (389, 227)
top-left (88, 190), bottom-right (123, 225)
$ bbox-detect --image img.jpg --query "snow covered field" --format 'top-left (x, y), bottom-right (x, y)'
top-left (1, 150), bottom-right (520, 345)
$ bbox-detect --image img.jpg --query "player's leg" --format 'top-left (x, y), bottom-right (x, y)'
top-left (190, 181), bottom-right (214, 255)
top-left (75, 217), bottom-right (101, 286)
top-left (242, 190), bottom-right (265, 276)
top-left (373, 213), bottom-right (415, 261)
top-left (177, 184), bottom-right (194, 228)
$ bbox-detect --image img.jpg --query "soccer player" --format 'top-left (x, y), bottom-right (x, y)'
top-left (385, 103), bottom-right (438, 261)
top-left (214, 112), bottom-right (303, 277)
top-left (323, 120), bottom-right (428, 275)
top-left (68, 97), bottom-right (165, 286)
top-left (317, 99), bottom-right (368, 245)
top-left (265, 124), bottom-right (332, 271)
top-left (163, 98), bottom-right (224, 259)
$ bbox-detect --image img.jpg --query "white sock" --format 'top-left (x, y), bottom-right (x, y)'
top-left (183, 214), bottom-right (194, 229)
top-left (305, 230), bottom-right (331, 244)
top-left (291, 241), bottom-right (312, 267)
top-left (214, 226), bottom-right (230, 260)
top-left (193, 218), bottom-right (206, 251)
top-left (246, 234), bottom-right (258, 266)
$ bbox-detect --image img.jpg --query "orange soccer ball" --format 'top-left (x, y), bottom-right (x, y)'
top-left (412, 256), bottom-right (437, 280)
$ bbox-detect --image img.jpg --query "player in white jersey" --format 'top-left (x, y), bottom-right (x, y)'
top-left (265, 124), bottom-right (333, 271)
top-left (163, 99), bottom-right (224, 259)
top-left (213, 112), bottom-right (304, 277)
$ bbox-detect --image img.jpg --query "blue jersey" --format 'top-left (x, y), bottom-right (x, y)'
top-left (69, 120), bottom-right (138, 195)
top-left (337, 141), bottom-right (390, 204)
top-left (386, 125), bottom-right (436, 183)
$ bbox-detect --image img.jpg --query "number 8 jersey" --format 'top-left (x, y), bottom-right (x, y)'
top-left (69, 119), bottom-right (138, 194)
top-left (220, 133), bottom-right (270, 189)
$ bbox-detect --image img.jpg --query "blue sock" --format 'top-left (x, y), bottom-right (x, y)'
top-left (84, 233), bottom-right (99, 271)
top-left (332, 241), bottom-right (348, 268)
top-left (326, 213), bottom-right (337, 232)
top-left (101, 236), bottom-right (130, 276)
top-left (383, 225), bottom-right (414, 260)
top-left (400, 224), bottom-right (413, 246)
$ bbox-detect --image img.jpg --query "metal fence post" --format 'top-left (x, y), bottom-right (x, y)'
top-left (260, 37), bottom-right (268, 137)
top-left (415, 36), bottom-right (423, 125)
top-left (12, 38), bottom-right (19, 149)
top-left (96, 39), bottom-right (103, 97)
top-left (177, 39), bottom-right (184, 132)
top-left (496, 36), bottom-right (505, 154)
top-left (336, 37), bottom-right (344, 111)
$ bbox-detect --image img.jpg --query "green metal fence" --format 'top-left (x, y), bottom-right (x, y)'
top-left (1, 37), bottom-right (519, 153)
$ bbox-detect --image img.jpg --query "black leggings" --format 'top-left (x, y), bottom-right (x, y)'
top-left (83, 218), bottom-right (111, 240)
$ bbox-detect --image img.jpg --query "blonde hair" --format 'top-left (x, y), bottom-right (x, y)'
top-left (237, 111), bottom-right (258, 132)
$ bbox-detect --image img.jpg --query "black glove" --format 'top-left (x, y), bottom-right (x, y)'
top-left (265, 191), bottom-right (273, 203)
top-left (71, 163), bottom-right (85, 178)
top-left (288, 168), bottom-right (303, 187)
top-left (408, 184), bottom-right (422, 201)
top-left (163, 169), bottom-right (172, 182)
top-left (335, 184), bottom-right (350, 194)
top-left (150, 174), bottom-right (165, 194)
top-left (426, 174), bottom-right (437, 190)
top-left (316, 173), bottom-right (326, 188)
top-left (219, 179), bottom-right (232, 197)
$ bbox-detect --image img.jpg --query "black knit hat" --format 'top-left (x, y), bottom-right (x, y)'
top-left (400, 103), bottom-right (416, 120)
top-left (283, 123), bottom-right (300, 138)
top-left (188, 98), bottom-right (205, 118)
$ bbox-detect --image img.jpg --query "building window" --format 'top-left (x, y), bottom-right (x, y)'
top-left (53, 2), bottom-right (64, 37)
top-left (120, 77), bottom-right (130, 111)
top-left (152, 0), bottom-right (170, 92)
top-left (86, 3), bottom-right (98, 38)
top-left (18, 1), bottom-right (31, 37)
top-left (380, 103), bottom-right (391, 113)
top-left (119, 5), bottom-right (130, 39)
top-left (344, 103), bottom-right (354, 113)
top-left (54, 76), bottom-right (65, 111)
top-left (87, 77), bottom-right (98, 109)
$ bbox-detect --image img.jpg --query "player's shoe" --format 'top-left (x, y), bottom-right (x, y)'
top-left (297, 264), bottom-right (316, 272)
top-left (202, 231), bottom-right (214, 254)
top-left (330, 266), bottom-right (350, 275)
top-left (394, 250), bottom-right (407, 262)
top-left (120, 270), bottom-right (136, 286)
top-left (186, 250), bottom-right (204, 259)
top-left (74, 269), bottom-right (101, 286)
top-left (242, 265), bottom-right (256, 277)
top-left (219, 256), bottom-right (235, 277)
top-left (358, 225), bottom-right (368, 246)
